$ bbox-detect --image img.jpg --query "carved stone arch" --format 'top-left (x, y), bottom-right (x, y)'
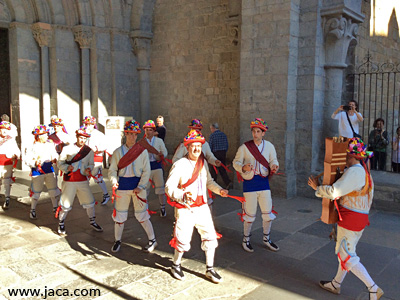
top-left (62, 0), bottom-right (79, 26)
top-left (76, 0), bottom-right (93, 26)
top-left (90, 0), bottom-right (111, 28)
top-left (131, 0), bottom-right (156, 32)
top-left (0, 0), bottom-right (12, 22)
top-left (33, 0), bottom-right (52, 23)
top-left (23, 0), bottom-right (39, 23)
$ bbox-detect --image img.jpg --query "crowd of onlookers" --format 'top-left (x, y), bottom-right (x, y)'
top-left (332, 100), bottom-right (400, 173)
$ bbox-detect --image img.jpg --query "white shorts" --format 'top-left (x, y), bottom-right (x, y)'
top-left (172, 204), bottom-right (218, 252)
top-left (112, 188), bottom-right (150, 223)
top-left (60, 180), bottom-right (95, 211)
top-left (242, 190), bottom-right (276, 223)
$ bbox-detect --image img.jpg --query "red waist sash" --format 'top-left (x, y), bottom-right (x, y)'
top-left (337, 206), bottom-right (369, 231)
top-left (94, 155), bottom-right (103, 163)
top-left (0, 154), bottom-right (13, 166)
top-left (64, 169), bottom-right (88, 182)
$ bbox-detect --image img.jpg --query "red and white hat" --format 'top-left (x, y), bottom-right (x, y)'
top-left (143, 120), bottom-right (156, 129)
top-left (32, 125), bottom-right (48, 136)
top-left (250, 118), bottom-right (268, 132)
top-left (188, 119), bottom-right (203, 130)
top-left (76, 126), bottom-right (91, 137)
top-left (0, 121), bottom-right (11, 130)
top-left (82, 116), bottom-right (96, 125)
top-left (184, 129), bottom-right (205, 147)
top-left (124, 120), bottom-right (141, 133)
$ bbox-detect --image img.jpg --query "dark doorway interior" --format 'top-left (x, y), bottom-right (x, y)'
top-left (0, 28), bottom-right (10, 119)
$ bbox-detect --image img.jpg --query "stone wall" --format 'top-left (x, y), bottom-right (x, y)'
top-left (239, 0), bottom-right (300, 197)
top-left (150, 0), bottom-right (241, 159)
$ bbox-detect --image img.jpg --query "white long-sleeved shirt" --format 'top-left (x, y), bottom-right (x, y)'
top-left (108, 144), bottom-right (150, 190)
top-left (0, 136), bottom-right (21, 159)
top-left (58, 144), bottom-right (94, 176)
top-left (144, 136), bottom-right (168, 162)
top-left (316, 164), bottom-right (373, 214)
top-left (233, 140), bottom-right (279, 180)
top-left (25, 141), bottom-right (58, 169)
top-left (166, 156), bottom-right (222, 203)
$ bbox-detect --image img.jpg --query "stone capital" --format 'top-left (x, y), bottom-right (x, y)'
top-left (73, 25), bottom-right (93, 49)
top-left (32, 22), bottom-right (53, 47)
top-left (323, 15), bottom-right (359, 68)
top-left (321, 1), bottom-right (365, 68)
top-left (130, 33), bottom-right (152, 70)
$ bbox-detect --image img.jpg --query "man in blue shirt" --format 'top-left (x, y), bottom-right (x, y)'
top-left (209, 123), bottom-right (232, 189)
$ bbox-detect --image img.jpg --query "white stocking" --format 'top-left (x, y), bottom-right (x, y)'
top-left (141, 219), bottom-right (155, 241)
top-left (114, 222), bottom-right (124, 241)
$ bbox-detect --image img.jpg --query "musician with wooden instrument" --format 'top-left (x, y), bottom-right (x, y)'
top-left (233, 118), bottom-right (279, 253)
top-left (308, 137), bottom-right (383, 299)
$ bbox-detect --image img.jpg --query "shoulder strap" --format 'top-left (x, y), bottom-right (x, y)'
top-left (244, 140), bottom-right (271, 174)
top-left (66, 145), bottom-right (92, 165)
top-left (345, 112), bottom-right (356, 135)
top-left (181, 153), bottom-right (205, 189)
top-left (117, 143), bottom-right (146, 170)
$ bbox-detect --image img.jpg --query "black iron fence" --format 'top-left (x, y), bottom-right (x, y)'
top-left (350, 53), bottom-right (400, 172)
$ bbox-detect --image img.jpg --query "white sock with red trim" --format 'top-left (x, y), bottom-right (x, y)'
top-left (243, 222), bottom-right (252, 241)
top-left (30, 198), bottom-right (38, 210)
top-left (141, 219), bottom-right (155, 241)
top-left (98, 180), bottom-right (108, 194)
top-left (114, 222), bottom-right (124, 241)
top-left (262, 220), bottom-right (272, 235)
top-left (173, 249), bottom-right (184, 265)
top-left (351, 262), bottom-right (376, 291)
top-left (333, 263), bottom-right (347, 286)
top-left (86, 206), bottom-right (95, 219)
top-left (205, 248), bottom-right (215, 267)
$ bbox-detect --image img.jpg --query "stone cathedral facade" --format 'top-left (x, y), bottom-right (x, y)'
top-left (0, 0), bottom-right (399, 196)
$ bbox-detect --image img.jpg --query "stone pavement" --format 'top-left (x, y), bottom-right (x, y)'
top-left (0, 170), bottom-right (399, 300)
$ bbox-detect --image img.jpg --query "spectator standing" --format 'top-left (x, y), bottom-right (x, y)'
top-left (392, 127), bottom-right (400, 173)
top-left (209, 123), bottom-right (232, 189)
top-left (331, 100), bottom-right (363, 138)
top-left (155, 115), bottom-right (166, 141)
top-left (368, 118), bottom-right (389, 171)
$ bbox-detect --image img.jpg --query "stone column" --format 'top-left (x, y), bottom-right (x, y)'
top-left (131, 30), bottom-right (152, 123)
top-left (32, 22), bottom-right (53, 125)
top-left (73, 25), bottom-right (93, 119)
top-left (321, 3), bottom-right (364, 138)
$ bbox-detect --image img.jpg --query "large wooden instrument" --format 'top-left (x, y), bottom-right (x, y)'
top-left (320, 137), bottom-right (348, 224)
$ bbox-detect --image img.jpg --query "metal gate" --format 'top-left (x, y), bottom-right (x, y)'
top-left (351, 53), bottom-right (400, 172)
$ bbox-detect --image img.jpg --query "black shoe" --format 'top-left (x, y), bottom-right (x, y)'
top-left (90, 222), bottom-right (103, 232)
top-left (242, 239), bottom-right (254, 253)
top-left (101, 194), bottom-right (110, 205)
top-left (263, 234), bottom-right (279, 251)
top-left (319, 280), bottom-right (341, 295)
top-left (171, 263), bottom-right (185, 280)
top-left (111, 240), bottom-right (121, 252)
top-left (58, 223), bottom-right (66, 235)
top-left (30, 209), bottom-right (37, 220)
top-left (144, 239), bottom-right (158, 253)
top-left (3, 197), bottom-right (10, 209)
top-left (206, 267), bottom-right (223, 283)
top-left (160, 207), bottom-right (166, 217)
